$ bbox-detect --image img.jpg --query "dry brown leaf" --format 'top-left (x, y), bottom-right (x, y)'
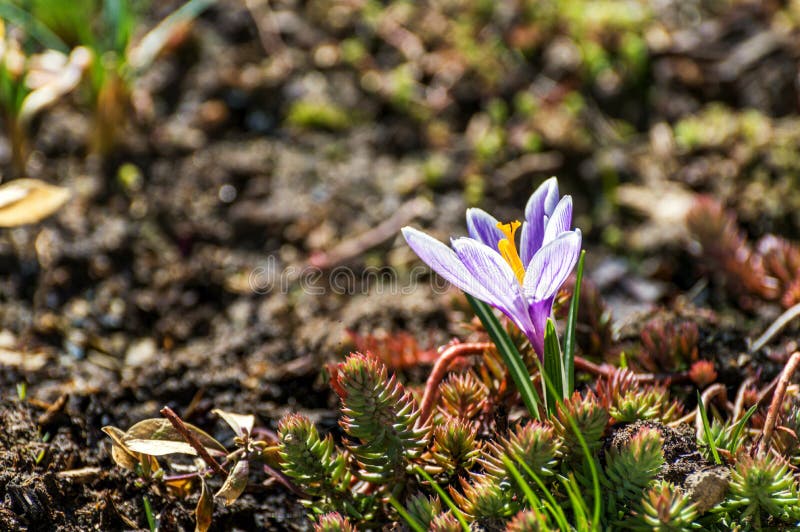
top-left (102, 426), bottom-right (140, 471)
top-left (615, 183), bottom-right (696, 250)
top-left (195, 478), bottom-right (214, 532)
top-left (0, 179), bottom-right (71, 227)
top-left (0, 348), bottom-right (48, 370)
top-left (102, 426), bottom-right (159, 474)
top-left (215, 460), bottom-right (249, 505)
top-left (123, 418), bottom-right (227, 457)
top-left (126, 438), bottom-right (203, 456)
top-left (212, 409), bottom-right (255, 438)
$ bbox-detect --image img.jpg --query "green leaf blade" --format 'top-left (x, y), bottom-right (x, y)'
top-left (543, 318), bottom-right (563, 414)
top-left (466, 294), bottom-right (541, 420)
top-left (564, 250), bottom-right (586, 393)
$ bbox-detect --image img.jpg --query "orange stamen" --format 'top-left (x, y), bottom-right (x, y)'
top-left (497, 221), bottom-right (525, 283)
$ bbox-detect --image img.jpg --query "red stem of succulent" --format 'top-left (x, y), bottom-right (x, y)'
top-left (574, 356), bottom-right (690, 384)
top-left (419, 345), bottom-right (695, 424)
top-left (418, 341), bottom-right (493, 423)
top-left (760, 351), bottom-right (800, 454)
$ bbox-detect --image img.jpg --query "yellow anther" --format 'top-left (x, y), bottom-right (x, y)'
top-left (497, 220), bottom-right (521, 241)
top-left (496, 221), bottom-right (525, 284)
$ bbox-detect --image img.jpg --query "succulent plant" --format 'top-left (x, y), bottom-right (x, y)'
top-left (451, 474), bottom-right (516, 519)
top-left (553, 390), bottom-right (609, 464)
top-left (483, 422), bottom-right (560, 486)
top-left (726, 455), bottom-right (800, 526)
top-left (332, 352), bottom-right (430, 486)
top-left (315, 512), bottom-right (356, 532)
top-left (686, 196), bottom-right (778, 308)
top-left (429, 418), bottom-right (481, 477)
top-left (628, 480), bottom-right (698, 531)
top-left (605, 426), bottom-right (665, 517)
top-left (638, 318), bottom-right (699, 373)
top-left (506, 508), bottom-right (556, 531)
top-left (438, 371), bottom-right (489, 421)
top-left (277, 413), bottom-right (355, 515)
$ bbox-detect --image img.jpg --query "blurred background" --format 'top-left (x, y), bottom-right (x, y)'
top-left (1, 0), bottom-right (800, 528)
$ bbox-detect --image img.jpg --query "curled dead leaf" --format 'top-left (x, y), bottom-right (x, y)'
top-left (212, 409), bottom-right (255, 438)
top-left (122, 418), bottom-right (227, 457)
top-left (0, 179), bottom-right (71, 227)
top-left (195, 478), bottom-right (214, 532)
top-left (215, 460), bottom-right (249, 505)
top-left (102, 425), bottom-right (160, 475)
top-left (126, 438), bottom-right (206, 456)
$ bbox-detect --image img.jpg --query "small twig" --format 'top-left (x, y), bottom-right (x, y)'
top-left (160, 406), bottom-right (227, 477)
top-left (309, 197), bottom-right (430, 269)
top-left (418, 341), bottom-right (493, 423)
top-left (759, 351), bottom-right (800, 454)
top-left (56, 467), bottom-right (102, 483)
top-left (750, 301), bottom-right (800, 353)
top-left (574, 356), bottom-right (690, 384)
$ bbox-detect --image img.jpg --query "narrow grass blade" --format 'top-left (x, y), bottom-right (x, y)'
top-left (414, 466), bottom-right (469, 531)
top-left (388, 496), bottom-right (426, 532)
top-left (561, 473), bottom-right (591, 532)
top-left (535, 359), bottom-right (602, 530)
top-left (467, 294), bottom-right (541, 420)
top-left (511, 456), bottom-right (571, 531)
top-left (142, 495), bottom-right (156, 532)
top-left (103, 0), bottom-right (134, 54)
top-left (500, 454), bottom-right (541, 508)
top-left (727, 404), bottom-right (758, 452)
top-left (500, 455), bottom-right (554, 529)
top-left (697, 391), bottom-right (722, 465)
top-left (564, 250), bottom-right (586, 392)
top-left (0, 4), bottom-right (69, 52)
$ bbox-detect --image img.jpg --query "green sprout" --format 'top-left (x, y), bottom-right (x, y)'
top-left (0, 20), bottom-right (90, 173)
top-left (3, 0), bottom-right (214, 155)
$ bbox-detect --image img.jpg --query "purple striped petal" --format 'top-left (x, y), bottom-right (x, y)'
top-left (451, 237), bottom-right (521, 308)
top-left (402, 227), bottom-right (497, 304)
top-left (519, 221), bottom-right (544, 265)
top-left (543, 196), bottom-right (573, 244)
top-left (450, 237), bottom-right (537, 339)
top-left (523, 230), bottom-right (582, 302)
top-left (524, 177), bottom-right (560, 222)
top-left (519, 221), bottom-right (538, 267)
top-left (526, 299), bottom-right (552, 357)
top-left (466, 208), bottom-right (503, 249)
top-left (520, 178), bottom-right (560, 264)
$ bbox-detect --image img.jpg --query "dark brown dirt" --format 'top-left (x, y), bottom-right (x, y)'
top-left (0, 0), bottom-right (798, 529)
top-left (605, 420), bottom-right (714, 487)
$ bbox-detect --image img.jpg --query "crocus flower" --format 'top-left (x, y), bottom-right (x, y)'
top-left (402, 178), bottom-right (581, 358)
